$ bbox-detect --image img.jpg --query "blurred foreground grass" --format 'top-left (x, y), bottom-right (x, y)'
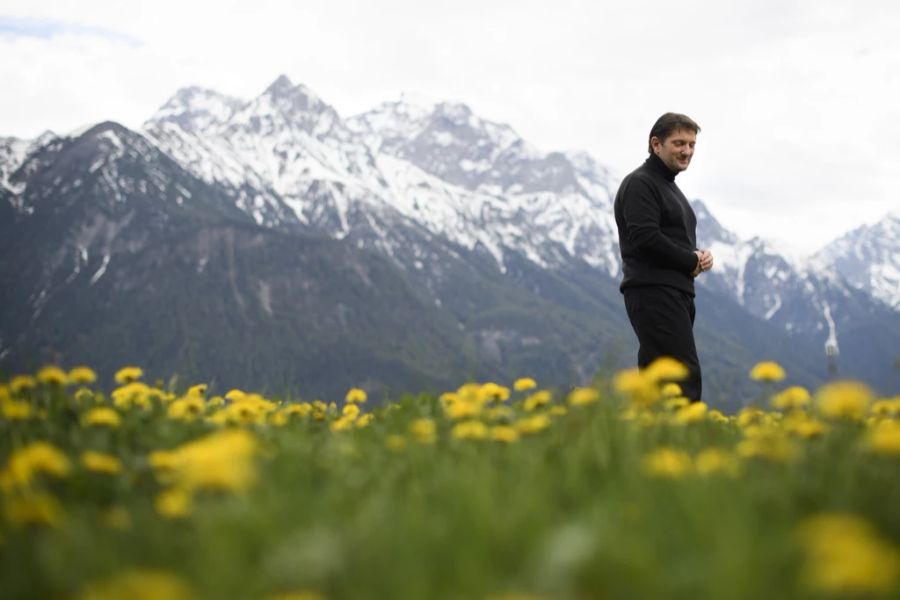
top-left (1, 361), bottom-right (900, 600)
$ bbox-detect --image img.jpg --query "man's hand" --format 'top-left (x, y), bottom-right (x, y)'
top-left (692, 250), bottom-right (714, 276)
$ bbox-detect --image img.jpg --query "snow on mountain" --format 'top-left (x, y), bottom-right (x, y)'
top-left (142, 75), bottom-right (620, 275)
top-left (346, 95), bottom-right (435, 153)
top-left (149, 86), bottom-right (244, 132)
top-left (1, 131), bottom-right (58, 199)
top-left (692, 199), bottom-right (900, 357)
top-left (814, 213), bottom-right (900, 310)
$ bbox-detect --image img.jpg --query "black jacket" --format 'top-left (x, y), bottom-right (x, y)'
top-left (614, 153), bottom-right (699, 295)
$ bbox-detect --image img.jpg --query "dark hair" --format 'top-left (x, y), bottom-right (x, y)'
top-left (648, 113), bottom-right (700, 153)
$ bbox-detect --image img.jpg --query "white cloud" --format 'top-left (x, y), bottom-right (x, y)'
top-left (1, 0), bottom-right (898, 253)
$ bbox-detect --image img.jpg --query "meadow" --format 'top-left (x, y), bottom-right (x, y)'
top-left (1, 360), bottom-right (899, 600)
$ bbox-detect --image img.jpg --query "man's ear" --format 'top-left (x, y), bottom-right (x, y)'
top-left (649, 136), bottom-right (661, 154)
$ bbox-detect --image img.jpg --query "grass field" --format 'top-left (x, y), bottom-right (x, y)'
top-left (2, 361), bottom-right (899, 600)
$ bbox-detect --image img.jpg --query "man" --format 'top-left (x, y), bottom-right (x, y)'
top-left (613, 112), bottom-right (713, 401)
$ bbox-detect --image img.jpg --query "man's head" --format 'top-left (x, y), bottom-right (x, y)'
top-left (648, 112), bottom-right (700, 173)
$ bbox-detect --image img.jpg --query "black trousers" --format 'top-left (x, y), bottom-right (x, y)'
top-left (623, 285), bottom-right (702, 401)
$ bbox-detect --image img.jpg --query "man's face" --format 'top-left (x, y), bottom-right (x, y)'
top-left (651, 128), bottom-right (697, 173)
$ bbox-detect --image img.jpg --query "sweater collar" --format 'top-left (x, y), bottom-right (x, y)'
top-left (646, 152), bottom-right (677, 182)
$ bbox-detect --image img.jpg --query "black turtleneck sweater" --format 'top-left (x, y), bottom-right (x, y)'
top-left (614, 153), bottom-right (699, 295)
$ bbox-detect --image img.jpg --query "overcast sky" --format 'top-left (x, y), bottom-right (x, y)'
top-left (1, 0), bottom-right (897, 254)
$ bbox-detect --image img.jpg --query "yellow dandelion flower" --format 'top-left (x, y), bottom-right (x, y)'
top-left (310, 401), bottom-right (329, 421)
top-left (68, 366), bottom-right (97, 385)
top-left (694, 448), bottom-right (740, 477)
top-left (663, 396), bottom-right (690, 411)
top-left (782, 411), bottom-right (828, 439)
top-left (736, 408), bottom-right (767, 428)
top-left (457, 382), bottom-right (486, 402)
top-left (548, 405), bottom-right (568, 417)
top-left (386, 435), bottom-right (407, 452)
top-left (342, 404), bottom-right (361, 419)
top-left (568, 387), bottom-right (600, 406)
top-left (707, 409), bottom-right (729, 424)
top-left (661, 382), bottom-right (683, 398)
top-left (613, 368), bottom-right (660, 407)
top-left (208, 395), bottom-right (225, 407)
top-left (673, 402), bottom-right (707, 424)
top-left (642, 447), bottom-right (692, 478)
top-left (409, 419), bottom-right (437, 444)
top-left (73, 387), bottom-right (97, 406)
top-left (2, 398), bottom-right (33, 420)
top-left (798, 513), bottom-right (900, 594)
top-left (355, 413), bottom-right (373, 428)
top-left (771, 386), bottom-right (811, 410)
top-left (112, 382), bottom-right (154, 410)
top-left (523, 390), bottom-right (552, 412)
top-left (330, 415), bottom-right (355, 432)
top-left (269, 412), bottom-right (289, 427)
top-left (481, 382), bottom-right (511, 402)
top-left (151, 429), bottom-right (259, 493)
top-left (148, 450), bottom-right (180, 476)
top-left (114, 366), bottom-right (144, 384)
top-left (866, 421), bottom-right (900, 455)
top-left (439, 392), bottom-right (461, 411)
top-left (83, 407), bottom-right (121, 428)
top-left (207, 396), bottom-right (272, 426)
top-left (345, 387), bottom-right (367, 404)
top-left (10, 375), bottom-right (37, 394)
top-left (452, 420), bottom-right (488, 440)
top-left (870, 397), bottom-right (900, 417)
top-left (795, 420), bottom-right (827, 438)
top-left (515, 414), bottom-right (551, 434)
top-left (186, 383), bottom-right (208, 397)
top-left (445, 398), bottom-right (481, 420)
top-left (281, 403), bottom-right (312, 418)
top-left (77, 569), bottom-right (193, 600)
top-left (737, 429), bottom-right (796, 462)
top-left (749, 360), bottom-right (786, 382)
top-left (645, 356), bottom-right (689, 383)
top-left (81, 451), bottom-right (123, 475)
top-left (816, 380), bottom-right (873, 420)
top-left (36, 365), bottom-right (68, 386)
top-left (154, 487), bottom-right (193, 519)
top-left (4, 492), bottom-right (64, 528)
top-left (225, 389), bottom-right (246, 401)
top-left (513, 377), bottom-right (538, 392)
top-left (167, 396), bottom-right (206, 421)
top-left (750, 360), bottom-right (785, 381)
top-left (490, 425), bottom-right (520, 443)
top-left (4, 441), bottom-right (71, 489)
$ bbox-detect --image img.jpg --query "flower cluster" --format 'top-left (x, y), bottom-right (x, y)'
top-left (1, 359), bottom-right (898, 599)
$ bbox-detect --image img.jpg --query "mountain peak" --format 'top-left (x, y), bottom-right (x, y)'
top-left (147, 86), bottom-right (244, 131)
top-left (259, 76), bottom-right (333, 119)
top-left (264, 74), bottom-right (295, 96)
top-left (81, 120), bottom-right (132, 139)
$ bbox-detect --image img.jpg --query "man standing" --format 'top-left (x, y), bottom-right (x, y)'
top-left (613, 113), bottom-right (713, 401)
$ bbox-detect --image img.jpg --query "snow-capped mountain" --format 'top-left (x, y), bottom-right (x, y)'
top-left (690, 200), bottom-right (900, 390)
top-left (814, 214), bottom-right (900, 310)
top-left (2, 74), bottom-right (898, 400)
top-left (142, 75), bottom-right (621, 276)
